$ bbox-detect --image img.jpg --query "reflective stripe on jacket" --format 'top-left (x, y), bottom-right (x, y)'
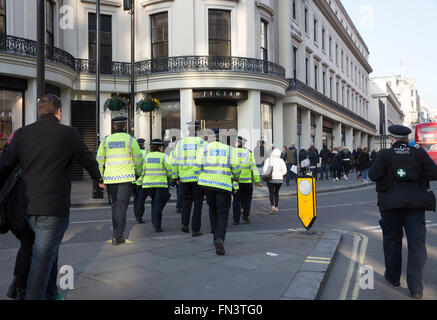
top-left (195, 141), bottom-right (241, 192)
top-left (96, 133), bottom-right (143, 184)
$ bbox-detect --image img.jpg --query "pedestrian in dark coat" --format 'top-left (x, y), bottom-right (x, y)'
top-left (359, 148), bottom-right (371, 182)
top-left (0, 95), bottom-right (102, 300)
top-left (307, 146), bottom-right (318, 180)
top-left (330, 149), bottom-right (342, 181)
top-left (0, 139), bottom-right (34, 300)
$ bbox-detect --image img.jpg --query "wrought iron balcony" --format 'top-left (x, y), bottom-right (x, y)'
top-left (0, 34), bottom-right (286, 79)
top-left (287, 78), bottom-right (376, 131)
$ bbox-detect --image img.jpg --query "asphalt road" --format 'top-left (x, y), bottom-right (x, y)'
top-left (2, 181), bottom-right (437, 300)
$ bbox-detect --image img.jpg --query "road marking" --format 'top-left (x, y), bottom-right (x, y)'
top-left (304, 260), bottom-right (330, 264)
top-left (338, 232), bottom-right (360, 300)
top-left (307, 256), bottom-right (330, 260)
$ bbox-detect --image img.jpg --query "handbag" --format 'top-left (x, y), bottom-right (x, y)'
top-left (262, 158), bottom-right (273, 182)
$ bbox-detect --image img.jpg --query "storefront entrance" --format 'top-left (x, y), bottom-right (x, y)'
top-left (195, 102), bottom-right (237, 145)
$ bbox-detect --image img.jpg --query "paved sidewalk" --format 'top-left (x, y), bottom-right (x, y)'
top-left (72, 172), bottom-right (373, 208)
top-left (0, 228), bottom-right (341, 300)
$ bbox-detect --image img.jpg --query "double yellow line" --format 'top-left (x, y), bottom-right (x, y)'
top-left (305, 256), bottom-right (331, 264)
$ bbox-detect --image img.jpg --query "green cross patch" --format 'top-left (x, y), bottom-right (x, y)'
top-left (397, 169), bottom-right (406, 178)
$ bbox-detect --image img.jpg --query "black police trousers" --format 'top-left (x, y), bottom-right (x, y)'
top-left (145, 188), bottom-right (170, 230)
top-left (379, 208), bottom-right (427, 293)
top-left (181, 182), bottom-right (204, 232)
top-left (107, 183), bottom-right (132, 240)
top-left (205, 189), bottom-right (232, 242)
top-left (232, 183), bottom-right (253, 223)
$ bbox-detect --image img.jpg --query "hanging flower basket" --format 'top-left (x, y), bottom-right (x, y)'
top-left (136, 96), bottom-right (160, 113)
top-left (104, 95), bottom-right (129, 112)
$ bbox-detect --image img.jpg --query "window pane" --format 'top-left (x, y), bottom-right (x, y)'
top-left (209, 10), bottom-right (231, 56)
top-left (0, 0), bottom-right (5, 14)
top-left (151, 12), bottom-right (168, 59)
top-left (0, 18), bottom-right (4, 34)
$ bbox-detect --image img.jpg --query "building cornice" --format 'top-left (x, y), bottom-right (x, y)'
top-left (315, 1), bottom-right (373, 74)
top-left (140, 0), bottom-right (174, 8)
top-left (256, 2), bottom-right (274, 17)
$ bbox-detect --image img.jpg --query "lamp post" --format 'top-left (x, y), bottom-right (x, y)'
top-left (93, 0), bottom-right (103, 199)
top-left (124, 0), bottom-right (135, 136)
top-left (36, 0), bottom-right (45, 100)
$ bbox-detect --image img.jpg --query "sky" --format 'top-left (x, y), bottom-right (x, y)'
top-left (341, 0), bottom-right (437, 110)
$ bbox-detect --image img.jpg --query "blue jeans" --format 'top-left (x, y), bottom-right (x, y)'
top-left (320, 162), bottom-right (330, 179)
top-left (24, 215), bottom-right (69, 300)
top-left (363, 168), bottom-right (370, 180)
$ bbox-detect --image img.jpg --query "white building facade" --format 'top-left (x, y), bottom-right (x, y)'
top-left (0, 0), bottom-right (376, 179)
top-left (369, 77), bottom-right (404, 150)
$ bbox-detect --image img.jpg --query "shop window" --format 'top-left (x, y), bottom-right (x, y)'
top-left (160, 101), bottom-right (180, 141)
top-left (0, 90), bottom-right (23, 150)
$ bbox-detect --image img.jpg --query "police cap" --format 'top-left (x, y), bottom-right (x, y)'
top-left (112, 116), bottom-right (128, 124)
top-left (186, 120), bottom-right (201, 128)
top-left (137, 138), bottom-right (145, 145)
top-left (388, 125), bottom-right (411, 139)
top-left (237, 136), bottom-right (247, 143)
top-left (150, 138), bottom-right (165, 146)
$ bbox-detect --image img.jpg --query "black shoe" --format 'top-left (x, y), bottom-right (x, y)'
top-left (176, 208), bottom-right (182, 213)
top-left (135, 218), bottom-right (145, 224)
top-left (16, 289), bottom-right (26, 300)
top-left (192, 231), bottom-right (203, 237)
top-left (181, 226), bottom-right (189, 233)
top-left (233, 221), bottom-right (240, 225)
top-left (214, 239), bottom-right (225, 256)
top-left (242, 216), bottom-right (250, 223)
top-left (155, 227), bottom-right (164, 233)
top-left (409, 288), bottom-right (423, 299)
top-left (384, 271), bottom-right (400, 287)
top-left (112, 238), bottom-right (126, 245)
top-left (6, 277), bottom-right (17, 299)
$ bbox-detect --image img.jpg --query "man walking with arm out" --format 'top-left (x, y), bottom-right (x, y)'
top-left (0, 94), bottom-right (103, 300)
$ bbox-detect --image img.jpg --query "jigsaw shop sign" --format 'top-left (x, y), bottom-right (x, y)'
top-left (193, 90), bottom-right (248, 101)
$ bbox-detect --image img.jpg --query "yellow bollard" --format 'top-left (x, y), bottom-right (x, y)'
top-left (297, 176), bottom-right (317, 231)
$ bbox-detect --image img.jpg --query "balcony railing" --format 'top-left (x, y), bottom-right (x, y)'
top-left (287, 78), bottom-right (376, 131)
top-left (0, 34), bottom-right (286, 79)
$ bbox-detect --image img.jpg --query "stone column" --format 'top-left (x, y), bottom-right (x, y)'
top-left (361, 132), bottom-right (369, 149)
top-left (355, 130), bottom-right (362, 150)
top-left (180, 89), bottom-right (195, 139)
top-left (60, 87), bottom-right (71, 126)
top-left (345, 126), bottom-right (353, 151)
top-left (238, 90), bottom-right (261, 151)
top-left (25, 79), bottom-right (38, 125)
top-left (278, 0), bottom-right (292, 78)
top-left (315, 114), bottom-right (323, 151)
top-left (283, 103), bottom-right (297, 148)
top-left (273, 97), bottom-right (284, 148)
top-left (301, 108), bottom-right (311, 150)
top-left (333, 122), bottom-right (342, 148)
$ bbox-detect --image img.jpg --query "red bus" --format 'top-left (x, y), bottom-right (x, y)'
top-left (415, 123), bottom-right (437, 163)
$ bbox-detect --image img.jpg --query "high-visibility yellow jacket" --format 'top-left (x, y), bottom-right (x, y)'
top-left (135, 149), bottom-right (148, 186)
top-left (96, 133), bottom-right (143, 184)
top-left (139, 151), bottom-right (172, 188)
top-left (173, 136), bottom-right (206, 183)
top-left (235, 147), bottom-right (261, 184)
top-left (195, 141), bottom-right (241, 192)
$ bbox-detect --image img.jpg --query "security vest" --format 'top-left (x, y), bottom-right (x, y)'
top-left (173, 136), bottom-right (206, 182)
top-left (140, 151), bottom-right (172, 188)
top-left (135, 149), bottom-right (148, 186)
top-left (195, 141), bottom-right (241, 192)
top-left (96, 132), bottom-right (143, 184)
top-left (236, 147), bottom-right (260, 184)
